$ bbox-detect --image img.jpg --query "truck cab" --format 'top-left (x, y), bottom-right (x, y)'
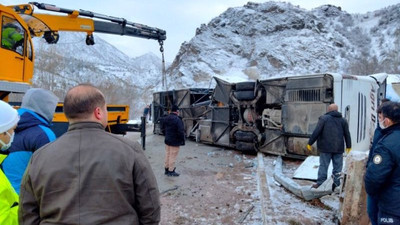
top-left (0, 5), bottom-right (33, 100)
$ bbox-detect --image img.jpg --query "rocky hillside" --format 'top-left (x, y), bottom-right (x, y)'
top-left (32, 32), bottom-right (164, 117)
top-left (167, 2), bottom-right (400, 88)
top-left (31, 1), bottom-right (400, 117)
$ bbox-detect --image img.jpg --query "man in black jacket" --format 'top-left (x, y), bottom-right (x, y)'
top-left (161, 105), bottom-right (185, 177)
top-left (19, 84), bottom-right (160, 224)
top-left (307, 103), bottom-right (351, 190)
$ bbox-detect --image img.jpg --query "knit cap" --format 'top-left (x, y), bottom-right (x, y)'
top-left (0, 100), bottom-right (19, 133)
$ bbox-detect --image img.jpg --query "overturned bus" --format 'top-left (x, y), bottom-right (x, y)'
top-left (152, 88), bottom-right (213, 137)
top-left (153, 73), bottom-right (389, 158)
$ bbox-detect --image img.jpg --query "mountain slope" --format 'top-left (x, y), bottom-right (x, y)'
top-left (166, 2), bottom-right (400, 88)
top-left (32, 32), bottom-right (164, 116)
top-left (31, 2), bottom-right (400, 116)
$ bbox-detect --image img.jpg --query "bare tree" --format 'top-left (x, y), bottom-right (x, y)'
top-left (346, 56), bottom-right (380, 75)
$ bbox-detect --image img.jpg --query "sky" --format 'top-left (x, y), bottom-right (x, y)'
top-left (6, 0), bottom-right (400, 62)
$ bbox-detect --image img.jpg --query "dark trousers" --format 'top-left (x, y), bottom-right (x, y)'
top-left (317, 152), bottom-right (343, 186)
top-left (368, 194), bottom-right (379, 225)
top-left (378, 211), bottom-right (400, 225)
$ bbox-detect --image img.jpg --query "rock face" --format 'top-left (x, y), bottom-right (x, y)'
top-left (167, 2), bottom-right (400, 88)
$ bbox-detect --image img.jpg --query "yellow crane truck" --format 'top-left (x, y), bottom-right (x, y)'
top-left (0, 2), bottom-right (166, 137)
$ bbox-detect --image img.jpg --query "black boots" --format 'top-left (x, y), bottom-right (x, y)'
top-left (166, 168), bottom-right (180, 177)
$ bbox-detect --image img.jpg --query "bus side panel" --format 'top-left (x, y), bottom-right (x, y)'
top-left (341, 78), bottom-right (378, 152)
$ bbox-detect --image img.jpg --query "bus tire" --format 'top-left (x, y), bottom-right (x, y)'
top-left (235, 82), bottom-right (256, 91)
top-left (236, 141), bottom-right (256, 152)
top-left (234, 131), bottom-right (256, 142)
top-left (233, 90), bottom-right (256, 101)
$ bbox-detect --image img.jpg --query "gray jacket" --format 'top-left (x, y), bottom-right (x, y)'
top-left (19, 122), bottom-right (160, 225)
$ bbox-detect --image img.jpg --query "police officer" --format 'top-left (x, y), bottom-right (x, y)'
top-left (365, 101), bottom-right (400, 225)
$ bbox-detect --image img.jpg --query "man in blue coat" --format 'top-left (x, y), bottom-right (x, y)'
top-left (161, 105), bottom-right (185, 177)
top-left (365, 101), bottom-right (400, 225)
top-left (2, 88), bottom-right (58, 194)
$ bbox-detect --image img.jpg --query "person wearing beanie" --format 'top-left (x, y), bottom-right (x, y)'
top-left (0, 100), bottom-right (20, 225)
top-left (2, 88), bottom-right (58, 194)
top-left (161, 104), bottom-right (185, 176)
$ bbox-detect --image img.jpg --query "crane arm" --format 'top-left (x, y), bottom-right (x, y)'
top-left (10, 2), bottom-right (166, 44)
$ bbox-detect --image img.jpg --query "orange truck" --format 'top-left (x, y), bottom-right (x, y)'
top-left (0, 2), bottom-right (166, 136)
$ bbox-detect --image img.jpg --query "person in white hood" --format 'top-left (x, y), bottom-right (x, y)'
top-left (0, 100), bottom-right (19, 224)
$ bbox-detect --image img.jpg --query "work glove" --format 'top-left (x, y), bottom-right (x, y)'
top-left (345, 148), bottom-right (351, 154)
top-left (306, 144), bottom-right (312, 151)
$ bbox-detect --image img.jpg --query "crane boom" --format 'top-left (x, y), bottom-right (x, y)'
top-left (11, 2), bottom-right (166, 44)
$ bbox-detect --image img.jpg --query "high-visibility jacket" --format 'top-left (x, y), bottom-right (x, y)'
top-left (1, 27), bottom-right (23, 50)
top-left (0, 154), bottom-right (19, 225)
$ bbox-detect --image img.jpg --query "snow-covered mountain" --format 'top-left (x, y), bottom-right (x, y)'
top-left (32, 1), bottom-right (400, 117)
top-left (32, 32), bottom-right (163, 117)
top-left (167, 2), bottom-right (400, 88)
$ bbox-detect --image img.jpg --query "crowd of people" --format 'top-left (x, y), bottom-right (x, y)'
top-left (0, 85), bottom-right (160, 224)
top-left (307, 101), bottom-right (400, 225)
top-left (1, 84), bottom-right (399, 224)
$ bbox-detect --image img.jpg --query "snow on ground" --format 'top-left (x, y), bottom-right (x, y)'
top-left (128, 130), bottom-right (341, 225)
top-left (261, 156), bottom-right (338, 224)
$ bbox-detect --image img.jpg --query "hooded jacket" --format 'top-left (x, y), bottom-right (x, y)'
top-left (161, 112), bottom-right (185, 146)
top-left (19, 122), bottom-right (161, 225)
top-left (2, 88), bottom-right (58, 194)
top-left (308, 110), bottom-right (352, 153)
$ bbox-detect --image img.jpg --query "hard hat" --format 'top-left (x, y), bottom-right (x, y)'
top-left (0, 100), bottom-right (19, 133)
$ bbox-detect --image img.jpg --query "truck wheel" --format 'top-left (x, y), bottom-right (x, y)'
top-left (236, 82), bottom-right (256, 91)
top-left (234, 131), bottom-right (256, 142)
top-left (233, 90), bottom-right (256, 101)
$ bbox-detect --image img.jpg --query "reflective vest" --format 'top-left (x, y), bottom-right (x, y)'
top-left (0, 154), bottom-right (19, 225)
top-left (2, 27), bottom-right (23, 50)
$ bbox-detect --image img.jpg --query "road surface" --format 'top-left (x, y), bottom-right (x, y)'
top-left (125, 126), bottom-right (339, 225)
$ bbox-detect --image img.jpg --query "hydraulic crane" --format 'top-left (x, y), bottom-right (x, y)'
top-left (0, 2), bottom-right (166, 136)
top-left (0, 1), bottom-right (166, 99)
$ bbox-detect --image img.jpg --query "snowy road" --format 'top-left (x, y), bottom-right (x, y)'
top-left (126, 129), bottom-right (339, 225)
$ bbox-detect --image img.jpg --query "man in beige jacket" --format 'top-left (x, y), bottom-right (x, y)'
top-left (19, 84), bottom-right (160, 225)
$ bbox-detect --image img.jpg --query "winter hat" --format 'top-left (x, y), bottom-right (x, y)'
top-left (171, 105), bottom-right (179, 112)
top-left (0, 100), bottom-right (19, 133)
